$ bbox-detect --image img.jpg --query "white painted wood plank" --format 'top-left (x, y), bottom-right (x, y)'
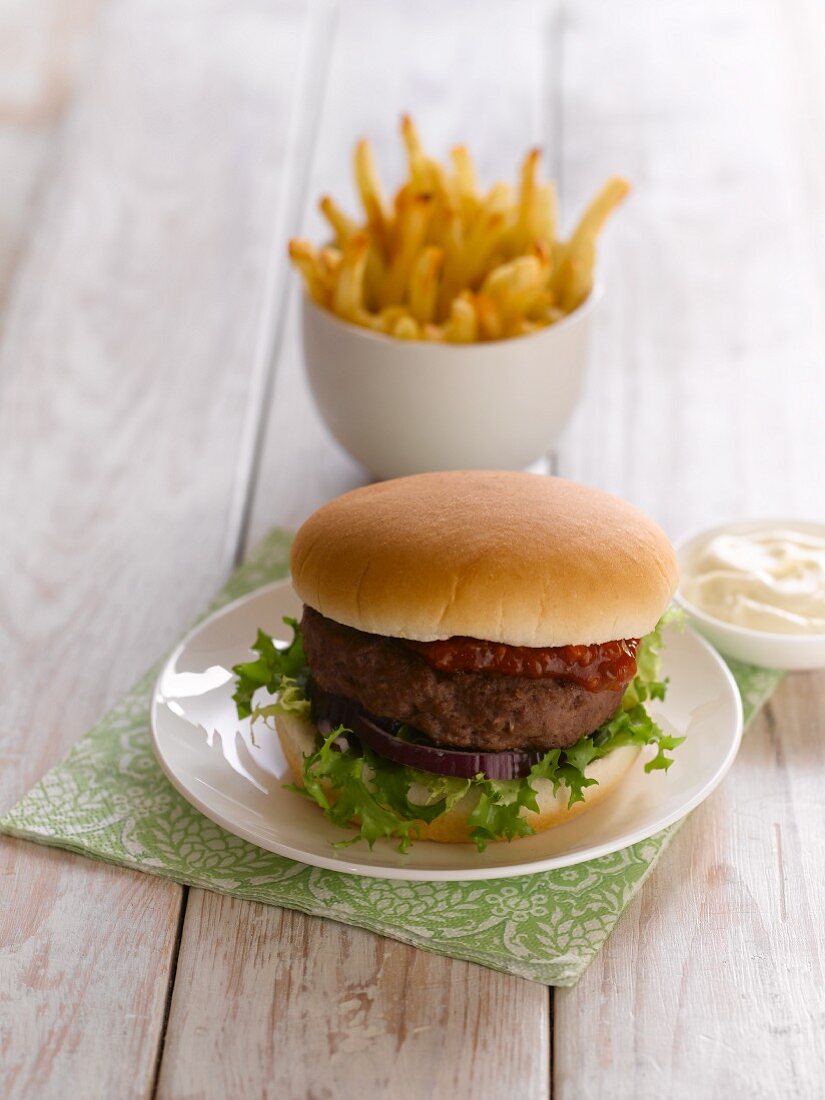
top-left (554, 1), bottom-right (825, 1096)
top-left (555, 0), bottom-right (825, 538)
top-left (162, 4), bottom-right (553, 1098)
top-left (555, 675), bottom-right (825, 1099)
top-left (0, 839), bottom-right (183, 1099)
top-left (158, 893), bottom-right (549, 1100)
top-left (0, 0), bottom-right (101, 313)
top-left (0, 2), bottom-right (311, 1095)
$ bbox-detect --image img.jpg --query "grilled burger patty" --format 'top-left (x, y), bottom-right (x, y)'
top-left (301, 606), bottom-right (631, 752)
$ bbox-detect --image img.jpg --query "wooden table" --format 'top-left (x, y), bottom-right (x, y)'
top-left (2, 1), bottom-right (824, 1096)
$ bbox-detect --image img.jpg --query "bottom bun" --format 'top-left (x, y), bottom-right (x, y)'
top-left (277, 711), bottom-right (640, 845)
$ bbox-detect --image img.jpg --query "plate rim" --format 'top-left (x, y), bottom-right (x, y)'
top-left (150, 579), bottom-right (744, 882)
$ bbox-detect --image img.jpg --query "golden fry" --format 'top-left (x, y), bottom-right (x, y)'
top-left (319, 246), bottom-right (342, 280)
top-left (381, 192), bottom-right (434, 307)
top-left (552, 176), bottom-right (629, 307)
top-left (319, 196), bottom-right (358, 245)
top-left (408, 246), bottom-right (444, 325)
top-left (473, 182), bottom-right (514, 228)
top-left (531, 238), bottom-right (552, 267)
top-left (443, 293), bottom-right (478, 343)
top-left (434, 210), bottom-right (467, 316)
top-left (511, 180), bottom-right (556, 252)
top-left (556, 236), bottom-right (596, 312)
top-left (474, 294), bottom-right (503, 341)
top-left (526, 289), bottom-right (560, 324)
top-left (402, 114), bottom-right (453, 203)
top-left (392, 314), bottom-right (420, 340)
top-left (288, 238), bottom-right (328, 306)
top-left (451, 145), bottom-right (479, 219)
top-left (532, 183), bottom-right (557, 243)
top-left (373, 305), bottom-right (410, 333)
top-left (333, 233), bottom-right (370, 320)
top-left (481, 255), bottom-right (547, 322)
top-left (401, 114), bottom-right (428, 190)
top-left (568, 175), bottom-right (631, 246)
top-left (363, 244), bottom-right (386, 312)
top-left (516, 148), bottom-right (541, 239)
top-left (447, 208), bottom-right (508, 304)
top-left (354, 139), bottom-right (390, 246)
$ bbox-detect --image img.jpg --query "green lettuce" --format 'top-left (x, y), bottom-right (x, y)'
top-left (234, 613), bottom-right (685, 852)
top-left (233, 618), bottom-right (309, 721)
top-left (292, 732), bottom-right (472, 852)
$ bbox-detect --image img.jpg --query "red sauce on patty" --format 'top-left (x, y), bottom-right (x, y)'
top-left (403, 636), bottom-right (639, 692)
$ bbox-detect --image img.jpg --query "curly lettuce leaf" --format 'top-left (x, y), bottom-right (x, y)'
top-left (232, 617), bottom-right (307, 719)
top-left (235, 612), bottom-right (685, 852)
top-left (292, 730), bottom-right (471, 853)
top-left (622, 605), bottom-right (683, 710)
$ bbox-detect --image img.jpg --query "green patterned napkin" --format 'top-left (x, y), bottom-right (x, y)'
top-left (0, 529), bottom-right (782, 986)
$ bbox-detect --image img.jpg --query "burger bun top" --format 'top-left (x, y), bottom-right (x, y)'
top-left (290, 471), bottom-right (678, 647)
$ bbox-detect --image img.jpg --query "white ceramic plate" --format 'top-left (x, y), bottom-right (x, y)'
top-left (150, 581), bottom-right (743, 882)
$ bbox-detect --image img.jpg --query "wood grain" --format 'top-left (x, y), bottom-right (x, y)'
top-left (0, 1), bottom-right (311, 1096)
top-left (0, 0), bottom-right (101, 314)
top-left (0, 839), bottom-right (182, 1100)
top-left (157, 892), bottom-right (549, 1100)
top-left (555, 673), bottom-right (825, 1099)
top-left (555, 0), bottom-right (825, 537)
top-left (553, 1), bottom-right (825, 1096)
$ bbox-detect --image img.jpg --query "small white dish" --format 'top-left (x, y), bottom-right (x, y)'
top-left (150, 579), bottom-right (743, 882)
top-left (300, 288), bottom-right (601, 480)
top-left (675, 518), bottom-right (825, 670)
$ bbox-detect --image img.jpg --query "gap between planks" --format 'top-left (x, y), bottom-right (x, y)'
top-left (545, 5), bottom-right (566, 1094)
top-left (149, 885), bottom-right (190, 1100)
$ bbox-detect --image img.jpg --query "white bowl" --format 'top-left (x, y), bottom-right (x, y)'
top-left (674, 518), bottom-right (825, 670)
top-left (300, 289), bottom-right (601, 480)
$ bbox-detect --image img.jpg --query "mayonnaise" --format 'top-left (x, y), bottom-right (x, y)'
top-left (681, 528), bottom-right (825, 635)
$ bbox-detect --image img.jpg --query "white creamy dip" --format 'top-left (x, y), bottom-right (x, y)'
top-left (681, 528), bottom-right (825, 635)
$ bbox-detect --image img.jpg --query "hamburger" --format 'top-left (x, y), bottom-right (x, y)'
top-left (233, 471), bottom-right (682, 851)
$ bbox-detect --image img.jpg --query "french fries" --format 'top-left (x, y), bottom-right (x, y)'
top-left (381, 191), bottom-right (434, 307)
top-left (551, 177), bottom-right (630, 311)
top-left (332, 233), bottom-right (370, 320)
top-left (408, 245), bottom-right (444, 325)
top-left (354, 139), bottom-right (390, 248)
top-left (319, 195), bottom-right (357, 245)
top-left (288, 240), bottom-right (327, 306)
top-left (444, 292), bottom-right (478, 343)
top-left (288, 117), bottom-right (629, 342)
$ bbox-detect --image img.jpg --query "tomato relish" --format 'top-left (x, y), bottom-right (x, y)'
top-left (403, 636), bottom-right (639, 692)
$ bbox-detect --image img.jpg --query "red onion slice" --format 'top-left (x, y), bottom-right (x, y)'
top-left (310, 685), bottom-right (546, 780)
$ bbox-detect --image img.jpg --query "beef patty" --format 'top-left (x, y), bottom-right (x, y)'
top-left (300, 606), bottom-right (629, 752)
